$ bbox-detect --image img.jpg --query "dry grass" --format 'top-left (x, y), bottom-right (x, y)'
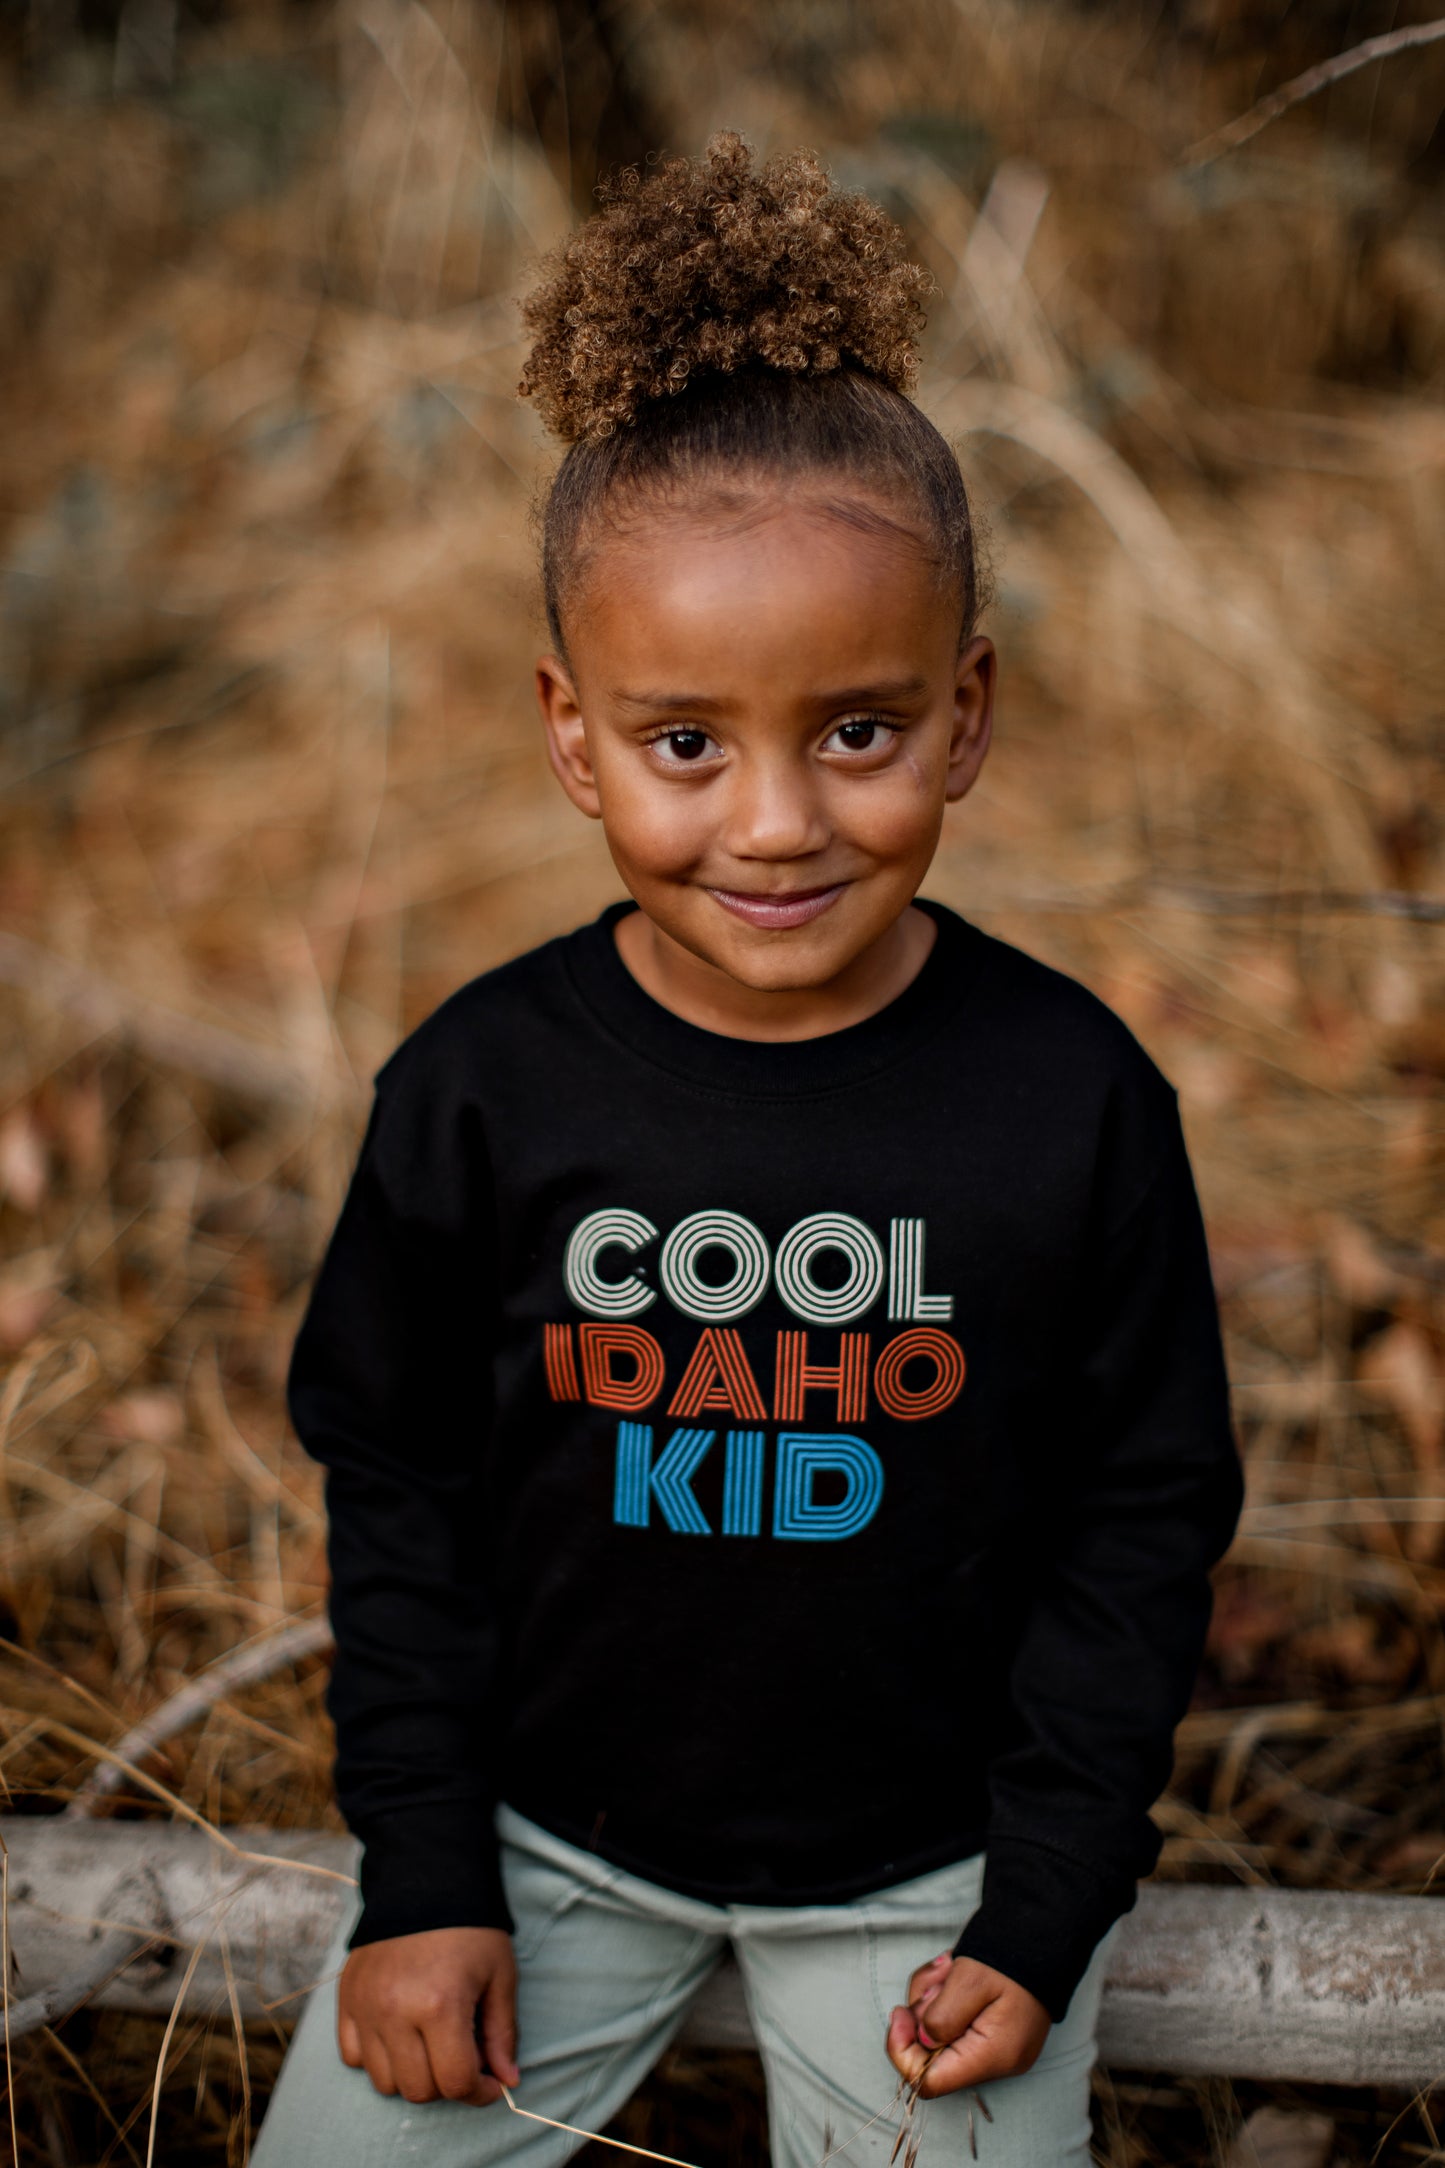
top-left (1, 0), bottom-right (1444, 2159)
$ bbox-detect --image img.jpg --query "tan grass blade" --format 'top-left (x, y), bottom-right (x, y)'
top-left (499, 2083), bottom-right (704, 2167)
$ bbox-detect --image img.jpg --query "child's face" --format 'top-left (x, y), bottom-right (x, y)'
top-left (536, 488), bottom-right (994, 995)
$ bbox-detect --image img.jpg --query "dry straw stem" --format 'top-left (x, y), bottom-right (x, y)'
top-left (499, 2084), bottom-right (704, 2167)
top-left (925, 380), bottom-right (1382, 891)
top-left (1187, 19), bottom-right (1445, 168)
top-left (143, 1931), bottom-right (211, 2168)
top-left (35, 1718), bottom-right (355, 1888)
top-left (496, 2072), bottom-right (925, 2168)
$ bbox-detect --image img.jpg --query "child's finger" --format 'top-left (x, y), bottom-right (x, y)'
top-left (337, 2009), bottom-right (364, 2069)
top-left (424, 2000), bottom-right (499, 2105)
top-left (886, 2003), bottom-right (928, 2082)
top-left (904, 1952), bottom-right (952, 2008)
top-left (389, 2024), bottom-right (443, 2105)
top-left (478, 1977), bottom-right (520, 2090)
top-left (911, 2038), bottom-right (989, 2098)
top-left (909, 1961), bottom-right (996, 2050)
top-left (359, 2032), bottom-right (399, 2098)
top-left (911, 2028), bottom-right (1022, 2099)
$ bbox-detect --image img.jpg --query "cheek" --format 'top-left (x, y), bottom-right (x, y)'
top-left (592, 757), bottom-right (712, 874)
top-left (832, 757), bottom-right (944, 859)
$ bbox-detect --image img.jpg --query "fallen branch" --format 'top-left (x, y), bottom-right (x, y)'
top-left (7, 1937), bottom-right (153, 2039)
top-left (1186, 19), bottom-right (1445, 166)
top-left (0, 932), bottom-right (359, 1112)
top-left (0, 1616), bottom-right (344, 2051)
top-left (6, 1819), bottom-right (1445, 2084)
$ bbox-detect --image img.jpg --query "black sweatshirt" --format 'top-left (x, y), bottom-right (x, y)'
top-left (289, 901), bottom-right (1241, 2020)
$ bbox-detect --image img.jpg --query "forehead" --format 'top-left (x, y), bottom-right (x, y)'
top-left (569, 492), bottom-right (958, 692)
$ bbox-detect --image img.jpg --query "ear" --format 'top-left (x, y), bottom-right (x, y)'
top-left (536, 654), bottom-right (602, 820)
top-left (944, 636), bottom-right (996, 805)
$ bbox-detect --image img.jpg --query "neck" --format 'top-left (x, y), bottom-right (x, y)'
top-left (612, 904), bottom-right (937, 1042)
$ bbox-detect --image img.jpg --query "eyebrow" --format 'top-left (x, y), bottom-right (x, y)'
top-left (611, 690), bottom-right (729, 714)
top-left (610, 676), bottom-right (930, 714)
top-left (812, 677), bottom-right (930, 706)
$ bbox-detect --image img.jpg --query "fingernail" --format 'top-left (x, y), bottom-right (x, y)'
top-left (918, 2025), bottom-right (937, 2050)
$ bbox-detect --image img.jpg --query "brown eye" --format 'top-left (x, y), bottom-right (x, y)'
top-left (826, 719), bottom-right (894, 754)
top-left (652, 728), bottom-right (720, 766)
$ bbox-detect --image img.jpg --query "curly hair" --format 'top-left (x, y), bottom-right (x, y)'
top-left (518, 134), bottom-right (984, 649)
top-left (519, 134), bottom-right (929, 442)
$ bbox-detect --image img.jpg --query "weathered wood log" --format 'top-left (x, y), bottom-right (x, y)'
top-left (4, 1818), bottom-right (1444, 2087)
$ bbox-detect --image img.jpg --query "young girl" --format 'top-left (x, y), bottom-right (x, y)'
top-left (254, 136), bottom-right (1241, 2168)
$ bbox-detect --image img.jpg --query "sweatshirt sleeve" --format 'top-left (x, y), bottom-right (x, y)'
top-left (288, 1054), bottom-right (510, 1948)
top-left (951, 1097), bottom-right (1242, 2019)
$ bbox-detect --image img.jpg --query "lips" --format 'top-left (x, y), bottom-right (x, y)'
top-left (705, 884), bottom-right (847, 931)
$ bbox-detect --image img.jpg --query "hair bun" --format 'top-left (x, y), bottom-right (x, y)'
top-left (519, 133), bottom-right (931, 443)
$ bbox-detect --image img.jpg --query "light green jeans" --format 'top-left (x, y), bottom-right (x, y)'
top-left (251, 1807), bottom-right (1115, 2168)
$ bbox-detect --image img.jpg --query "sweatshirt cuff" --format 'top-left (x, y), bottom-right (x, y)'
top-left (348, 1803), bottom-right (515, 1948)
top-left (951, 1836), bottom-right (1135, 2022)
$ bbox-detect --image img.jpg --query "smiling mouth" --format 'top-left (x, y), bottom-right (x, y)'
top-left (705, 884), bottom-right (848, 931)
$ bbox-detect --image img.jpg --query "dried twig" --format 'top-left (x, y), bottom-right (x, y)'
top-left (1186, 19), bottom-right (1445, 166)
top-left (1149, 884), bottom-right (1445, 925)
top-left (64, 1617), bottom-right (333, 1818)
top-left (979, 881), bottom-right (1445, 924)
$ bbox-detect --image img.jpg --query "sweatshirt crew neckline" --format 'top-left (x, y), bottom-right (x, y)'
top-left (562, 897), bottom-right (983, 1100)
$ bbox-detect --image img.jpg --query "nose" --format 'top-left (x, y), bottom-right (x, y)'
top-left (723, 750), bottom-right (831, 863)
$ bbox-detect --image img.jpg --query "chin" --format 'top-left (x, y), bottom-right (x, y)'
top-left (710, 926), bottom-right (872, 993)
top-left (719, 953), bottom-right (840, 994)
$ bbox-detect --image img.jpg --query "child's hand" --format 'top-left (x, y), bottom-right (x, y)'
top-left (337, 1926), bottom-right (520, 2106)
top-left (886, 1951), bottom-right (1050, 2097)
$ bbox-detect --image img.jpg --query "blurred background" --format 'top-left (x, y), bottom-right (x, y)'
top-left (1, 0), bottom-right (1444, 2160)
